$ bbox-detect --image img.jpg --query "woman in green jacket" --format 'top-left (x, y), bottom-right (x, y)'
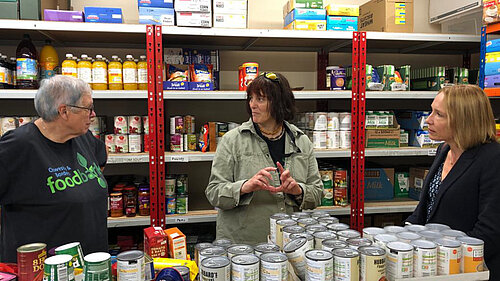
top-left (206, 72), bottom-right (323, 245)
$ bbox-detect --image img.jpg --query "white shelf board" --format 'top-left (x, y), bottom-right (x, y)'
top-left (165, 212), bottom-right (218, 225)
top-left (107, 216), bottom-right (150, 228)
top-left (0, 90), bottom-right (148, 99)
top-left (365, 91), bottom-right (438, 99)
top-left (365, 147), bottom-right (437, 157)
top-left (395, 271), bottom-right (489, 281)
top-left (366, 31), bottom-right (479, 43)
top-left (163, 91), bottom-right (351, 100)
top-left (107, 153), bottom-right (149, 164)
top-left (0, 19), bottom-right (146, 34)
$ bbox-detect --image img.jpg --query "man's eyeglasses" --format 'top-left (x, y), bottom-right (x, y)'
top-left (67, 104), bottom-right (94, 116)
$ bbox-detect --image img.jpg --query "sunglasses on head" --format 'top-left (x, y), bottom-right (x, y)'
top-left (260, 72), bottom-right (280, 83)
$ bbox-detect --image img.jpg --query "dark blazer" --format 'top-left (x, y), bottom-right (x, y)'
top-left (406, 141), bottom-right (500, 280)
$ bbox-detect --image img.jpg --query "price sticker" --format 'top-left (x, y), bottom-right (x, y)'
top-left (428, 148), bottom-right (437, 156)
top-left (175, 217), bottom-right (188, 223)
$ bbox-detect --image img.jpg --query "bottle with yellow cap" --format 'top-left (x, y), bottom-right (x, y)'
top-left (137, 55), bottom-right (148, 90)
top-left (108, 55), bottom-right (123, 90)
top-left (92, 54), bottom-right (107, 90)
top-left (77, 54), bottom-right (92, 85)
top-left (123, 54), bottom-right (138, 90)
top-left (61, 54), bottom-right (77, 78)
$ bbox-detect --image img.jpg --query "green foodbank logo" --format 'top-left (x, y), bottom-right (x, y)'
top-left (46, 152), bottom-right (107, 194)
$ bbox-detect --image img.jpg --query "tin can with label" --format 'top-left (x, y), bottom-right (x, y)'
top-left (117, 250), bottom-right (145, 281)
top-left (313, 112), bottom-right (328, 131)
top-left (289, 233), bottom-right (315, 250)
top-left (165, 176), bottom-right (176, 196)
top-left (441, 229), bottom-right (466, 240)
top-left (239, 62), bottom-right (259, 91)
top-left (319, 166), bottom-right (334, 206)
top-left (305, 250), bottom-right (334, 281)
top-left (172, 266), bottom-right (190, 281)
top-left (326, 130), bottom-right (340, 149)
top-left (185, 134), bottom-right (197, 151)
top-left (170, 134), bottom-right (183, 152)
top-left (231, 254), bottom-right (259, 281)
top-left (260, 252), bottom-right (288, 281)
top-left (359, 246), bottom-right (386, 281)
top-left (362, 227), bottom-right (386, 242)
top-left (318, 216), bottom-right (339, 226)
top-left (170, 116), bottom-right (184, 134)
top-left (326, 222), bottom-right (349, 233)
top-left (334, 168), bottom-right (348, 206)
top-left (305, 224), bottom-right (327, 235)
top-left (114, 116), bottom-right (128, 134)
top-left (313, 130), bottom-right (327, 149)
top-left (270, 213), bottom-right (291, 244)
top-left (212, 239), bottom-right (232, 249)
top-left (176, 174), bottom-right (188, 194)
top-left (411, 239), bottom-right (437, 277)
top-left (282, 225), bottom-right (305, 248)
top-left (176, 193), bottom-right (188, 214)
top-left (200, 256), bottom-right (230, 281)
top-left (254, 243), bottom-right (280, 258)
top-left (374, 234), bottom-right (398, 252)
top-left (128, 116), bottom-right (142, 134)
top-left (55, 242), bottom-right (84, 279)
top-left (227, 244), bottom-right (254, 260)
top-left (195, 243), bottom-right (213, 267)
top-left (339, 130), bottom-right (351, 149)
top-left (291, 212), bottom-right (310, 221)
top-left (339, 112), bottom-right (351, 131)
top-left (184, 115), bottom-right (195, 134)
top-left (386, 241), bottom-right (413, 280)
top-left (283, 238), bottom-right (309, 280)
top-left (384, 226), bottom-right (405, 235)
top-left (327, 112), bottom-right (339, 131)
top-left (332, 248), bottom-right (359, 281)
top-left (83, 252), bottom-right (111, 281)
top-left (347, 237), bottom-right (372, 250)
top-left (199, 247), bottom-right (227, 265)
top-left (338, 229), bottom-right (361, 241)
top-left (115, 134), bottom-right (128, 153)
top-left (128, 134), bottom-right (142, 153)
top-left (166, 196), bottom-right (176, 215)
top-left (17, 243), bottom-right (47, 281)
top-left (419, 230), bottom-right (443, 241)
top-left (310, 211), bottom-right (329, 219)
top-left (43, 254), bottom-right (74, 281)
top-left (313, 231), bottom-right (337, 250)
top-left (457, 236), bottom-right (484, 273)
top-left (297, 218), bottom-right (318, 228)
top-left (435, 238), bottom-right (462, 275)
top-left (276, 219), bottom-right (297, 249)
top-left (396, 231), bottom-right (422, 243)
top-left (322, 239), bottom-right (348, 252)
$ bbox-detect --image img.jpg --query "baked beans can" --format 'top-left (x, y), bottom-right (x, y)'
top-left (318, 216), bottom-right (339, 226)
top-left (43, 254), bottom-right (74, 281)
top-left (313, 231), bottom-right (337, 249)
top-left (227, 244), bottom-right (254, 260)
top-left (283, 238), bottom-right (309, 280)
top-left (231, 254), bottom-right (259, 281)
top-left (424, 223), bottom-right (451, 232)
top-left (128, 116), bottom-right (142, 134)
top-left (17, 243), bottom-right (47, 281)
top-left (185, 134), bottom-right (197, 151)
top-left (339, 112), bottom-right (351, 131)
top-left (441, 229), bottom-right (466, 240)
top-left (18, 116), bottom-right (33, 127)
top-left (297, 218), bottom-right (318, 228)
top-left (128, 134), bottom-right (142, 153)
top-left (165, 176), bottom-right (176, 196)
top-left (319, 167), bottom-right (334, 206)
top-left (404, 224), bottom-right (427, 233)
top-left (338, 229), bottom-right (361, 241)
top-left (359, 246), bottom-right (386, 281)
top-left (347, 237), bottom-right (372, 250)
top-left (175, 193), bottom-right (188, 214)
top-left (386, 241), bottom-right (413, 280)
top-left (260, 252), bottom-right (288, 281)
top-left (306, 224), bottom-right (327, 235)
top-left (327, 112), bottom-right (340, 131)
top-left (313, 112), bottom-right (328, 131)
top-left (411, 239), bottom-right (437, 277)
top-left (142, 116), bottom-right (149, 134)
top-left (83, 252), bottom-right (112, 281)
top-left (362, 227), bottom-right (386, 242)
top-left (419, 230), bottom-right (443, 241)
top-left (313, 130), bottom-right (327, 149)
top-left (326, 130), bottom-right (340, 149)
top-left (239, 62), bottom-right (259, 91)
top-left (434, 238), bottom-right (462, 275)
top-left (200, 256), bottom-right (230, 281)
top-left (183, 115), bottom-right (195, 134)
top-left (166, 196), bottom-right (176, 214)
top-left (321, 239), bottom-right (348, 252)
top-left (396, 231), bottom-right (422, 243)
top-left (374, 234), bottom-right (398, 251)
top-left (199, 247), bottom-right (227, 265)
top-left (195, 243), bottom-right (213, 267)
top-left (334, 168), bottom-right (349, 206)
top-left (172, 266), bottom-right (190, 281)
top-left (117, 250), bottom-right (145, 281)
top-left (170, 134), bottom-right (183, 152)
top-left (114, 134), bottom-right (128, 153)
top-left (339, 130), bottom-right (351, 149)
top-left (291, 212), bottom-right (310, 221)
top-left (212, 239), bottom-right (233, 249)
top-left (332, 248), bottom-right (360, 281)
top-left (254, 242), bottom-right (280, 257)
top-left (55, 242), bottom-right (84, 279)
top-left (289, 233), bottom-right (315, 250)
top-left (457, 236), bottom-right (484, 273)
top-left (282, 225), bottom-right (305, 247)
top-left (326, 222), bottom-right (350, 233)
top-left (170, 116), bottom-right (184, 134)
top-left (383, 226), bottom-right (405, 235)
top-left (113, 116), bottom-right (128, 134)
top-left (305, 249), bottom-right (334, 281)
top-left (276, 219), bottom-right (297, 249)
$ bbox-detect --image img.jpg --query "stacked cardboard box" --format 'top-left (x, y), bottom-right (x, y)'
top-left (175, 0), bottom-right (212, 27)
top-left (283, 0), bottom-right (325, 31)
top-left (485, 39), bottom-right (500, 89)
top-left (359, 0), bottom-right (413, 33)
top-left (325, 4), bottom-right (358, 31)
top-left (138, 0), bottom-right (174, 26)
top-left (213, 0), bottom-right (247, 29)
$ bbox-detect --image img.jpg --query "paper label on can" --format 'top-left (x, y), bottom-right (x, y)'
top-left (232, 263), bottom-right (259, 281)
top-left (128, 116), bottom-right (142, 134)
top-left (285, 243), bottom-right (309, 279)
top-left (117, 257), bottom-right (145, 281)
top-left (438, 246), bottom-right (461, 275)
top-left (306, 258), bottom-right (333, 281)
top-left (462, 244), bottom-right (483, 273)
top-left (114, 116), bottom-right (128, 134)
top-left (115, 135), bottom-right (128, 153)
top-left (334, 256), bottom-right (359, 281)
top-left (261, 260), bottom-right (287, 281)
top-left (413, 248), bottom-right (437, 277)
top-left (387, 250), bottom-right (413, 279)
top-left (361, 254), bottom-right (385, 281)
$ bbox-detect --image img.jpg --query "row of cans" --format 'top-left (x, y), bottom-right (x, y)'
top-left (165, 174), bottom-right (188, 196)
top-left (166, 193), bottom-right (188, 215)
top-left (310, 129), bottom-right (351, 149)
top-left (110, 115), bottom-right (149, 135)
top-left (296, 112), bottom-right (351, 131)
top-left (105, 134), bottom-right (148, 153)
top-left (0, 116), bottom-right (33, 135)
top-left (170, 133), bottom-right (197, 152)
top-left (170, 115), bottom-right (195, 135)
top-left (318, 165), bottom-right (349, 207)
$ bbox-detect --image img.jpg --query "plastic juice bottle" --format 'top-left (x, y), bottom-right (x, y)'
top-left (137, 55), bottom-right (148, 90)
top-left (16, 33), bottom-right (38, 89)
top-left (92, 55), bottom-right (107, 90)
top-left (108, 55), bottom-right (123, 90)
top-left (123, 55), bottom-right (138, 90)
top-left (40, 40), bottom-right (59, 81)
top-left (2, 55), bottom-right (12, 89)
top-left (61, 54), bottom-right (77, 78)
top-left (77, 54), bottom-right (92, 85)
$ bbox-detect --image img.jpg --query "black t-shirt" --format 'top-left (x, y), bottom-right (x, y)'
top-left (254, 123), bottom-right (286, 167)
top-left (0, 122), bottom-right (108, 262)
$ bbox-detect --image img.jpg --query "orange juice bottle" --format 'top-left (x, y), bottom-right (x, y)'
top-left (61, 53), bottom-right (77, 78)
top-left (123, 54), bottom-right (137, 90)
top-left (92, 54), bottom-right (107, 90)
top-left (77, 54), bottom-right (92, 85)
top-left (108, 55), bottom-right (123, 90)
top-left (137, 55), bottom-right (148, 90)
top-left (40, 39), bottom-right (58, 80)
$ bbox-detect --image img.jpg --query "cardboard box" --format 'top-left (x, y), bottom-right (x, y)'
top-left (144, 226), bottom-right (169, 258)
top-left (71, 0), bottom-right (138, 23)
top-left (359, 0), bottom-right (413, 33)
top-left (139, 7), bottom-right (174, 25)
top-left (44, 9), bottom-right (83, 21)
top-left (400, 129), bottom-right (408, 147)
top-left (409, 167), bottom-right (428, 200)
top-left (484, 0), bottom-right (500, 25)
top-left (174, 0), bottom-right (211, 12)
top-left (284, 8), bottom-right (326, 27)
top-left (486, 52), bottom-right (500, 63)
top-left (364, 168), bottom-right (395, 201)
top-left (0, 1), bottom-right (18, 19)
top-left (138, 0), bottom-right (173, 8)
top-left (326, 4), bottom-right (359, 16)
top-left (396, 111), bottom-right (429, 131)
top-left (394, 171), bottom-right (409, 198)
top-left (365, 116), bottom-right (400, 148)
top-left (486, 39), bottom-right (500, 53)
top-left (213, 13), bottom-right (246, 28)
top-left (84, 7), bottom-right (122, 23)
top-left (164, 81), bottom-right (189, 90)
top-left (485, 74), bottom-right (500, 88)
top-left (284, 20), bottom-right (326, 31)
top-left (284, 0), bottom-right (323, 16)
top-left (326, 16), bottom-right (357, 31)
top-left (165, 227), bottom-right (187, 260)
top-left (188, 81), bottom-right (213, 90)
top-left (213, 0), bottom-right (247, 15)
top-left (485, 62), bottom-right (500, 76)
top-left (20, 0), bottom-right (69, 20)
top-left (176, 11), bottom-right (212, 27)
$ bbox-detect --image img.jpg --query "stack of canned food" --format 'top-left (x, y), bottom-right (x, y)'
top-left (165, 174), bottom-right (188, 215)
top-left (318, 163), bottom-right (349, 207)
top-left (109, 180), bottom-right (150, 218)
top-left (100, 115), bottom-right (149, 153)
top-left (170, 115), bottom-right (196, 152)
top-left (194, 211), bottom-right (487, 281)
top-left (0, 116), bottom-right (33, 135)
top-left (365, 111), bottom-right (396, 129)
top-left (295, 112), bottom-right (351, 150)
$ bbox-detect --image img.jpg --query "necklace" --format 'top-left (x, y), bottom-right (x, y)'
top-left (259, 124), bottom-right (283, 136)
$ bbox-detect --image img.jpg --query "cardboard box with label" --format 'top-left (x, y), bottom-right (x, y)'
top-left (174, 0), bottom-right (211, 12)
top-left (71, 0), bottom-right (138, 23)
top-left (214, 13), bottom-right (246, 28)
top-left (214, 0), bottom-right (247, 15)
top-left (165, 227), bottom-right (187, 260)
top-left (176, 11), bottom-right (212, 27)
top-left (285, 20), bottom-right (326, 31)
top-left (138, 0), bottom-right (173, 8)
top-left (326, 4), bottom-right (359, 17)
top-left (409, 167), bottom-right (428, 200)
top-left (364, 168), bottom-right (395, 201)
top-left (394, 171), bottom-right (409, 197)
top-left (144, 226), bottom-right (169, 258)
top-left (19, 0), bottom-right (69, 20)
top-left (84, 7), bottom-right (122, 23)
top-left (359, 0), bottom-right (413, 33)
top-left (366, 114), bottom-right (400, 148)
top-left (139, 7), bottom-right (174, 25)
top-left (484, 0), bottom-right (500, 25)
top-left (284, 8), bottom-right (326, 27)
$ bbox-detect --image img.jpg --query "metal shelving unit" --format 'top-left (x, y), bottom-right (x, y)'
top-left (107, 216), bottom-right (150, 228)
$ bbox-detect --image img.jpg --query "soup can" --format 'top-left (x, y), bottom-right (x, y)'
top-left (289, 233), bottom-right (315, 250)
top-left (313, 112), bottom-right (328, 131)
top-left (327, 112), bottom-right (339, 131)
top-left (55, 242), bottom-right (84, 278)
top-left (105, 134), bottom-right (116, 153)
top-left (305, 224), bottom-right (327, 235)
top-left (270, 213), bottom-right (290, 244)
top-left (339, 130), bottom-right (351, 149)
top-left (337, 229), bottom-right (361, 241)
top-left (457, 236), bottom-right (484, 273)
top-left (313, 130), bottom-right (327, 149)
top-left (297, 218), bottom-right (318, 228)
top-left (435, 238), bottom-right (462, 275)
top-left (117, 250), bottom-right (145, 281)
top-left (254, 242), bottom-right (280, 257)
top-left (374, 234), bottom-right (398, 251)
top-left (276, 219), bottom-right (297, 249)
top-left (114, 134), bottom-right (128, 153)
top-left (128, 116), bottom-right (142, 134)
top-left (404, 224), bottom-right (427, 233)
top-left (114, 116), bottom-right (128, 134)
top-left (347, 237), bottom-right (373, 250)
top-left (441, 229), bottom-right (466, 240)
top-left (200, 256), bottom-right (230, 281)
top-left (17, 243), bottom-right (47, 281)
top-left (128, 134), bottom-right (142, 153)
top-left (424, 223), bottom-right (451, 232)
top-left (396, 231), bottom-right (422, 243)
top-left (83, 252), bottom-right (112, 281)
top-left (199, 247), bottom-right (227, 264)
top-left (165, 176), bottom-right (176, 196)
top-left (283, 238), bottom-right (309, 280)
top-left (321, 239), bottom-right (348, 252)
top-left (318, 216), bottom-right (339, 226)
top-left (305, 250), bottom-right (334, 281)
top-left (313, 231), bottom-right (337, 250)
top-left (419, 230), bottom-right (443, 241)
top-left (43, 254), bottom-right (74, 281)
top-left (231, 254), bottom-right (259, 281)
top-left (332, 248), bottom-right (359, 281)
top-left (362, 227), bottom-right (386, 242)
top-left (326, 222), bottom-right (349, 233)
top-left (227, 244), bottom-right (254, 260)
top-left (310, 211), bottom-right (330, 220)
top-left (291, 212), bottom-right (310, 221)
top-left (326, 130), bottom-right (340, 149)
top-left (386, 241), bottom-right (413, 280)
top-left (359, 246), bottom-right (386, 281)
top-left (260, 252), bottom-right (288, 281)
top-left (195, 243), bottom-right (213, 267)
top-left (212, 239), bottom-right (232, 249)
top-left (411, 239), bottom-right (438, 277)
top-left (282, 225), bottom-right (305, 247)
top-left (339, 112), bottom-right (351, 131)
top-left (383, 226), bottom-right (405, 235)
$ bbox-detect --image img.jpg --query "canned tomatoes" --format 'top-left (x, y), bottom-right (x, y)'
top-left (17, 243), bottom-right (47, 281)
